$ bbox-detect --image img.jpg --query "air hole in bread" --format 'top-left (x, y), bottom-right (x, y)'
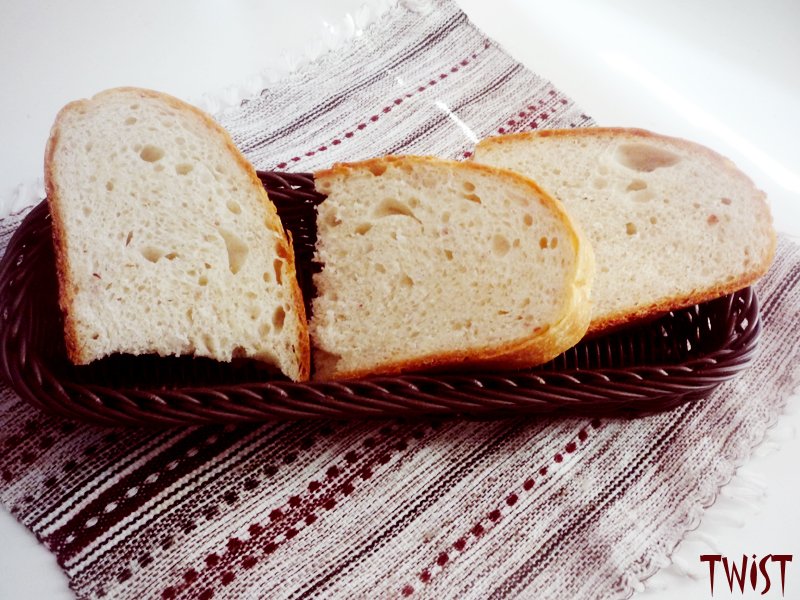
top-left (249, 306), bottom-right (261, 320)
top-left (217, 227), bottom-right (249, 274)
top-left (82, 206), bottom-right (92, 217)
top-left (230, 346), bottom-right (248, 359)
top-left (140, 145), bottom-right (164, 162)
top-left (625, 222), bottom-right (638, 235)
top-left (650, 216), bottom-right (658, 225)
top-left (550, 237), bottom-right (558, 248)
top-left (323, 210), bottom-right (342, 228)
top-left (273, 259), bottom-right (284, 285)
top-left (140, 246), bottom-right (164, 263)
top-left (463, 181), bottom-right (476, 192)
top-left (707, 214), bottom-right (719, 225)
top-left (616, 143), bottom-right (681, 172)
top-left (225, 199), bottom-right (241, 214)
top-left (375, 263), bottom-right (386, 273)
top-left (272, 306), bottom-right (286, 332)
top-left (105, 180), bottom-right (114, 191)
top-left (593, 178), bottom-right (607, 189)
top-left (186, 308), bottom-right (194, 323)
top-left (275, 242), bottom-right (289, 260)
top-left (202, 334), bottom-right (214, 353)
top-left (91, 333), bottom-right (100, 340)
top-left (165, 252), bottom-right (178, 261)
top-left (492, 234), bottom-right (511, 257)
top-left (367, 162), bottom-right (387, 176)
top-left (442, 212), bottom-right (451, 224)
top-left (626, 179), bottom-right (647, 192)
top-left (523, 214), bottom-right (533, 227)
top-left (463, 193), bottom-right (481, 204)
top-left (444, 249), bottom-right (454, 261)
top-left (125, 231), bottom-right (133, 246)
top-left (85, 142), bottom-right (93, 153)
top-left (721, 197), bottom-right (732, 205)
top-left (400, 274), bottom-right (414, 287)
top-left (373, 197), bottom-right (419, 221)
top-left (176, 163), bottom-right (194, 176)
top-left (198, 275), bottom-right (208, 286)
top-left (124, 117), bottom-right (137, 126)
top-left (355, 223), bottom-right (372, 235)
top-left (130, 104), bottom-right (140, 110)
top-left (539, 236), bottom-right (548, 249)
top-left (259, 322), bottom-right (271, 337)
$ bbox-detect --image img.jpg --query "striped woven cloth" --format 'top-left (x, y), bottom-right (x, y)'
top-left (1, 1), bottom-right (799, 598)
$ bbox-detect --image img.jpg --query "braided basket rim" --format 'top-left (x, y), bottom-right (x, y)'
top-left (0, 173), bottom-right (762, 426)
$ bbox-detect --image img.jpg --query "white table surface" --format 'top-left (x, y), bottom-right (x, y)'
top-left (1, 1), bottom-right (798, 598)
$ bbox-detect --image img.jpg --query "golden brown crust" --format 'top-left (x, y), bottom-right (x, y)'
top-left (311, 155), bottom-right (594, 381)
top-left (475, 127), bottom-right (777, 338)
top-left (45, 87), bottom-right (311, 380)
top-left (45, 99), bottom-right (88, 364)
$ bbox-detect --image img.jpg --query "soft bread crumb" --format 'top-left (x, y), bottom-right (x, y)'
top-left (474, 128), bottom-right (776, 334)
top-left (310, 155), bottom-right (593, 380)
top-left (45, 87), bottom-right (310, 381)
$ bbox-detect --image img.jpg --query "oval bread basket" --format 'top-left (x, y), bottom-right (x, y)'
top-left (0, 172), bottom-right (761, 426)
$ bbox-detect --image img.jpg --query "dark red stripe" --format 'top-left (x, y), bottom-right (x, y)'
top-left (164, 423), bottom-right (425, 598)
top-left (45, 425), bottom-right (250, 564)
top-left (270, 44), bottom-right (490, 169)
top-left (83, 421), bottom-right (327, 588)
top-left (402, 422), bottom-right (599, 593)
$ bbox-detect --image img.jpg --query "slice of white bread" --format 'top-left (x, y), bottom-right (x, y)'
top-left (45, 87), bottom-right (310, 381)
top-left (474, 128), bottom-right (776, 334)
top-left (309, 155), bottom-right (594, 380)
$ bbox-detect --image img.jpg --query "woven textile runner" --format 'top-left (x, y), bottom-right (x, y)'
top-left (1, 1), bottom-right (799, 598)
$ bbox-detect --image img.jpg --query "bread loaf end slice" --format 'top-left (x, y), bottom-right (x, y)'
top-left (474, 128), bottom-right (776, 335)
top-left (45, 87), bottom-right (310, 381)
top-left (310, 155), bottom-right (594, 380)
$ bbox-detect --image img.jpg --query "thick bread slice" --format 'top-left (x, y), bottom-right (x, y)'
top-left (474, 128), bottom-right (776, 335)
top-left (45, 87), bottom-right (310, 381)
top-left (310, 155), bottom-right (594, 380)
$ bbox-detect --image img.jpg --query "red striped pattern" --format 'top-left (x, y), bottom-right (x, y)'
top-left (399, 420), bottom-right (601, 596)
top-left (274, 41), bottom-right (493, 170)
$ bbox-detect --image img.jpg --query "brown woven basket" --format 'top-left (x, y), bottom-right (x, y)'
top-left (0, 172), bottom-right (761, 426)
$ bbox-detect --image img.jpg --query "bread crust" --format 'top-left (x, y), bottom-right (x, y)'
top-left (312, 155), bottom-right (594, 380)
top-left (475, 127), bottom-right (776, 337)
top-left (45, 87), bottom-right (310, 380)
